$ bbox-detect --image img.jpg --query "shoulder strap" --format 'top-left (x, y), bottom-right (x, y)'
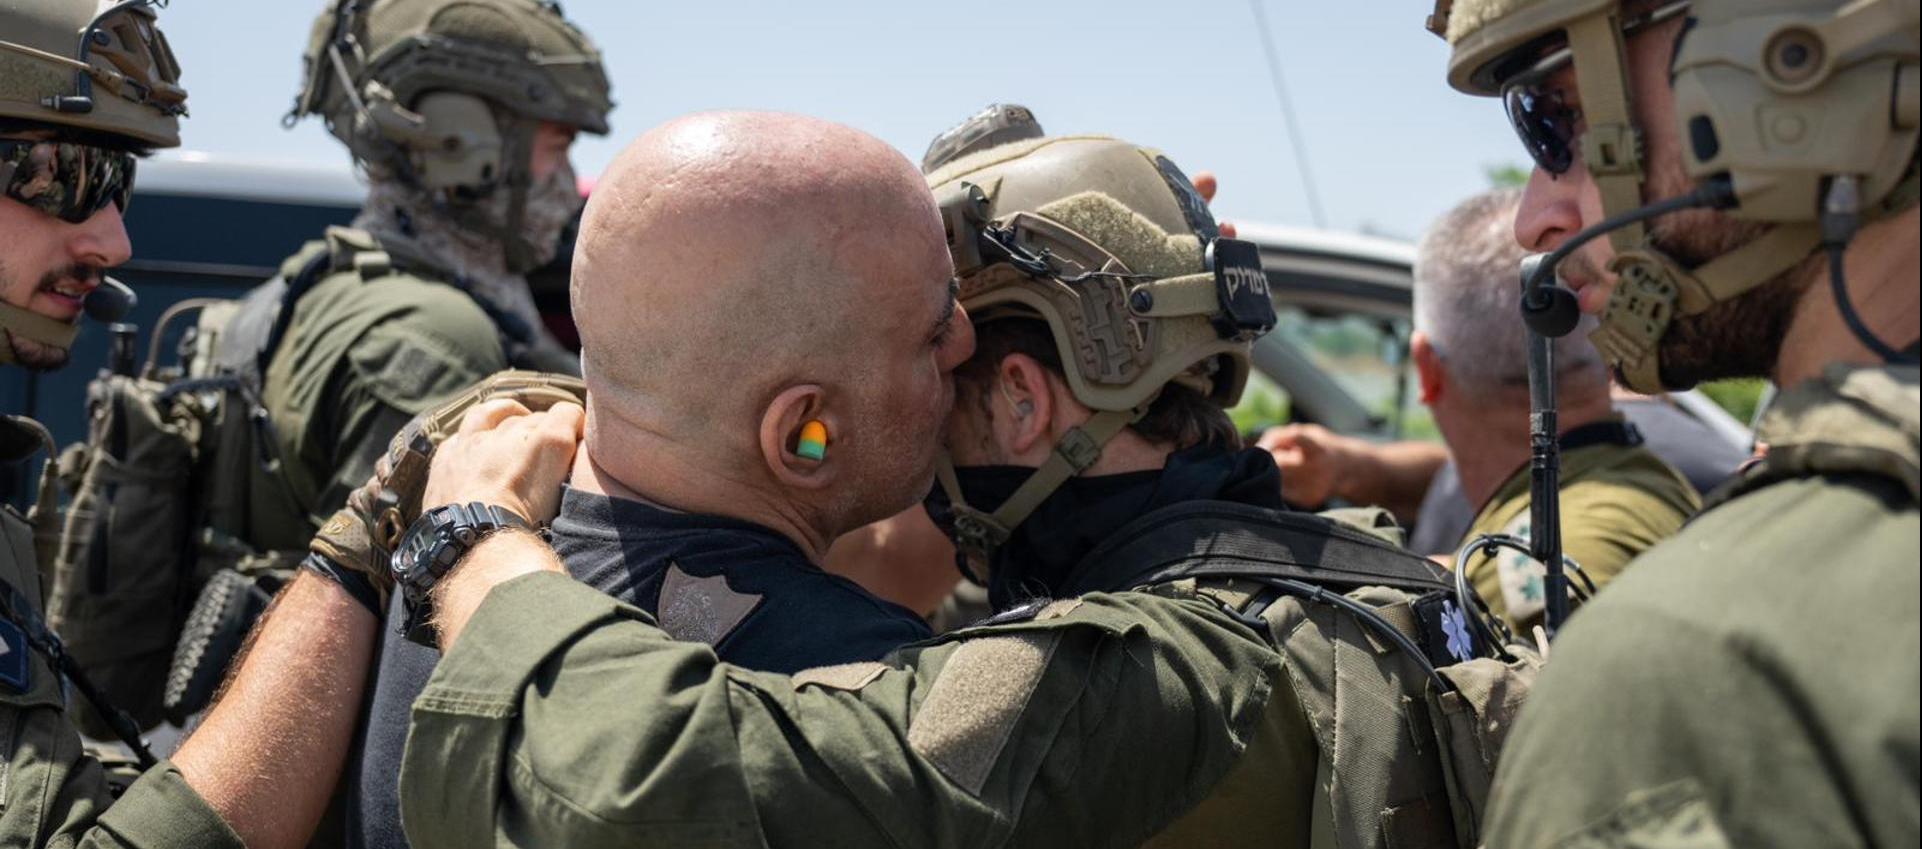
top-left (1066, 500), bottom-right (1455, 598)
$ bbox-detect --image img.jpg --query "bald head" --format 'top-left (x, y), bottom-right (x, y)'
top-left (572, 113), bottom-right (966, 544)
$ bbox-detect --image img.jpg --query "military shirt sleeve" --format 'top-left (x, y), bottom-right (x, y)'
top-left (401, 572), bottom-right (1280, 849)
top-left (1483, 605), bottom-right (1850, 849)
top-left (1463, 476), bottom-right (1696, 633)
top-left (315, 310), bottom-right (508, 525)
top-left (2, 696), bottom-right (243, 849)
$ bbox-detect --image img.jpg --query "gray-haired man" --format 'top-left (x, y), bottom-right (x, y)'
top-left (1268, 190), bottom-right (1699, 633)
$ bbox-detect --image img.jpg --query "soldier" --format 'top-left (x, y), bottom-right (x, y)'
top-left (250, 2), bottom-right (611, 844)
top-left (43, 0), bottom-right (613, 742)
top-left (346, 120), bottom-right (1536, 847)
top-left (1, 2), bottom-right (389, 847)
top-left (1426, 0), bottom-right (1919, 844)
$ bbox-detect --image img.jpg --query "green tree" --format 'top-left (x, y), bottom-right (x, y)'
top-left (1486, 163), bottom-right (1529, 188)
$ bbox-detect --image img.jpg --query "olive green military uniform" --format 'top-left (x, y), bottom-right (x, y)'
top-left (1484, 365), bottom-right (1920, 848)
top-left (0, 419), bottom-right (243, 849)
top-left (396, 561), bottom-right (1530, 848)
top-left (1457, 422), bottom-right (1699, 632)
top-left (241, 228), bottom-right (510, 553)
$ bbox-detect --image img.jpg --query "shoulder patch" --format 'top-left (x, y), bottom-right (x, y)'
top-left (908, 631), bottom-right (1061, 796)
top-left (1493, 513), bottom-right (1547, 623)
top-left (658, 563), bottom-right (762, 647)
top-left (791, 661), bottom-right (888, 692)
top-left (0, 618), bottom-right (31, 693)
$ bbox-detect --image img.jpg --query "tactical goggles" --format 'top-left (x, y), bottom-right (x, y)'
top-left (1, 138), bottom-right (137, 224)
top-left (1498, 1), bottom-right (1691, 176)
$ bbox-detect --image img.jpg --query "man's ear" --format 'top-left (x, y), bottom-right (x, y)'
top-left (761, 384), bottom-right (837, 491)
top-left (1411, 331), bottom-right (1446, 407)
top-left (996, 354), bottom-right (1058, 461)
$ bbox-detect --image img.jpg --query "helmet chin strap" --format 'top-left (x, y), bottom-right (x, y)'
top-left (936, 403), bottom-right (1149, 573)
top-left (0, 301), bottom-right (81, 365)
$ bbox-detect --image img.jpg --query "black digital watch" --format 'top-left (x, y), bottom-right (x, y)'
top-left (390, 501), bottom-right (530, 645)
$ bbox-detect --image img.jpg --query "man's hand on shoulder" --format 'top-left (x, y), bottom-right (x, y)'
top-left (422, 400), bottom-right (584, 649)
top-left (421, 398), bottom-right (584, 524)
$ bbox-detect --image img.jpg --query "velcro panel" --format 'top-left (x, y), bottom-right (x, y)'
top-left (907, 631), bottom-right (1062, 796)
top-left (791, 661), bottom-right (888, 692)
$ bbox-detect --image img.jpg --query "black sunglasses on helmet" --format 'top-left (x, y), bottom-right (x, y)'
top-left (0, 138), bottom-right (138, 225)
top-left (1498, 1), bottom-right (1692, 176)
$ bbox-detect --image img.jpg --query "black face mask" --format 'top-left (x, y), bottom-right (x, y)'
top-left (926, 446), bottom-right (1287, 610)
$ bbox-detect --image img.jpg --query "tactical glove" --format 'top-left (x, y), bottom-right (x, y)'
top-left (305, 370), bottom-right (587, 615)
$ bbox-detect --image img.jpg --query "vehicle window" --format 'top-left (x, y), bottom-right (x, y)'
top-left (1232, 307), bottom-right (1438, 443)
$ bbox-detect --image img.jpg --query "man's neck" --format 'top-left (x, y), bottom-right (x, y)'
top-left (1446, 388), bottom-right (1615, 510)
top-left (570, 427), bottom-right (835, 563)
top-left (1776, 206), bottom-right (1921, 388)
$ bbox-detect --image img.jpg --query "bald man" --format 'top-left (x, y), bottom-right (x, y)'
top-left (350, 111), bottom-right (976, 849)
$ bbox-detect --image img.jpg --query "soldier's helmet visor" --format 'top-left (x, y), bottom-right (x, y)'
top-left (1496, 1), bottom-right (1691, 176)
top-left (1, 138), bottom-right (137, 225)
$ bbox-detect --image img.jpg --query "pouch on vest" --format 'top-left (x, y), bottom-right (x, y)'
top-left (47, 253), bottom-right (320, 735)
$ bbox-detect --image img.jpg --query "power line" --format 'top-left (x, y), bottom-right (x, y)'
top-left (1245, 0), bottom-right (1328, 228)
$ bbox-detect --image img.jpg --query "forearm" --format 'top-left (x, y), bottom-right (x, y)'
top-left (432, 528), bottom-right (567, 651)
top-left (1336, 440), bottom-right (1447, 522)
top-left (170, 571), bottom-right (376, 849)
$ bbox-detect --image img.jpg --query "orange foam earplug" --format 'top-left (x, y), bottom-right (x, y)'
top-left (797, 420), bottom-right (829, 461)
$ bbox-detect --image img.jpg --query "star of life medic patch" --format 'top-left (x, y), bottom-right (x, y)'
top-left (0, 617), bottom-right (31, 693)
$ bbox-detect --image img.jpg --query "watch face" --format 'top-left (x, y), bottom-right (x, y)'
top-left (391, 508), bottom-right (446, 590)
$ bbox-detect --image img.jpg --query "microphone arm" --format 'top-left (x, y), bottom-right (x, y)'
top-left (1513, 178), bottom-right (1733, 637)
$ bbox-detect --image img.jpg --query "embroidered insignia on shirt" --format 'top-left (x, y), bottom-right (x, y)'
top-left (658, 562), bottom-right (763, 647)
top-left (0, 618), bottom-right (30, 693)
top-left (1496, 514), bottom-right (1547, 622)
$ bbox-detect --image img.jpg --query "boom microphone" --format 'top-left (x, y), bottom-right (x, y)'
top-left (84, 276), bottom-right (137, 323)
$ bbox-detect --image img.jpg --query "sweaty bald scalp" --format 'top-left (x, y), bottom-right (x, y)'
top-left (573, 111), bottom-right (948, 474)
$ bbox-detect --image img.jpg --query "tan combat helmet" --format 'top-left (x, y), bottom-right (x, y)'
top-left (1428, 0), bottom-right (1920, 391)
top-left (287, 0), bottom-right (612, 269)
top-left (0, 0), bottom-right (187, 149)
top-left (927, 135), bottom-right (1276, 561)
top-left (921, 103), bottom-right (1045, 173)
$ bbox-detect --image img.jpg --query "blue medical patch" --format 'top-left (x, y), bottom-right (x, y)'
top-left (1440, 600), bottom-right (1475, 663)
top-left (0, 617), bottom-right (30, 693)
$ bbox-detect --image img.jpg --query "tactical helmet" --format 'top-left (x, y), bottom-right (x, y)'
top-left (287, 0), bottom-right (612, 269)
top-left (0, 0), bottom-right (187, 149)
top-left (2, 0), bottom-right (183, 367)
top-left (1427, 0), bottom-right (1920, 391)
top-left (921, 103), bottom-right (1045, 174)
top-left (926, 135), bottom-right (1276, 561)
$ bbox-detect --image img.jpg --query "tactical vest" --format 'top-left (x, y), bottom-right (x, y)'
top-left (45, 227), bottom-right (537, 732)
top-left (1075, 501), bottom-right (1541, 849)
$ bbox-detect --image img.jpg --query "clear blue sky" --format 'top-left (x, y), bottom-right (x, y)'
top-left (160, 0), bottom-right (1523, 241)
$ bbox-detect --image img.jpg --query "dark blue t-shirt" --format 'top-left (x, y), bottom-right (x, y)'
top-left (350, 487), bottom-right (930, 849)
top-left (547, 487), bottom-right (932, 672)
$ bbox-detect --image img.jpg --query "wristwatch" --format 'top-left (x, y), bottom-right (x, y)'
top-left (390, 502), bottom-right (530, 644)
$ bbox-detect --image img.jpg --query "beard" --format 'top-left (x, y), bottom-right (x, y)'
top-left (0, 259), bottom-right (97, 372)
top-left (1645, 209), bottom-right (1820, 388)
top-left (1572, 160), bottom-right (1821, 389)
